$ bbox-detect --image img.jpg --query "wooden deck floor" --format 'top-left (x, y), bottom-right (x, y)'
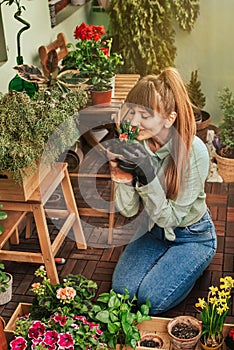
top-left (0, 146), bottom-right (234, 326)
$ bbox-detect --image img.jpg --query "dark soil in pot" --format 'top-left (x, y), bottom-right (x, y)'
top-left (171, 322), bottom-right (199, 339)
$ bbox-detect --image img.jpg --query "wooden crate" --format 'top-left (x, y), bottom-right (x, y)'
top-left (5, 304), bottom-right (233, 349)
top-left (4, 303), bottom-right (31, 343)
top-left (0, 162), bottom-right (51, 201)
top-left (117, 316), bottom-right (233, 349)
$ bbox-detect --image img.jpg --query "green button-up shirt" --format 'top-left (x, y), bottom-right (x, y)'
top-left (114, 136), bottom-right (209, 240)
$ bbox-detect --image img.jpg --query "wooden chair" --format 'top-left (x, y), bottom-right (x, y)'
top-left (38, 33), bottom-right (68, 77)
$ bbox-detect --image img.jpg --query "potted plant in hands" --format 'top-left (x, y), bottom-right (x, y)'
top-left (214, 87), bottom-right (234, 182)
top-left (195, 275), bottom-right (234, 349)
top-left (107, 119), bottom-right (140, 184)
top-left (61, 22), bottom-right (123, 105)
top-left (0, 263), bottom-right (13, 305)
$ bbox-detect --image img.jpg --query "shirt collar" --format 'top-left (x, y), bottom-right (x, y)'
top-left (143, 139), bottom-right (172, 159)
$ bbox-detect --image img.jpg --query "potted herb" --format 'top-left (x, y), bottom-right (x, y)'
top-left (0, 85), bottom-right (88, 188)
top-left (215, 88), bottom-right (234, 182)
top-left (186, 70), bottom-right (211, 142)
top-left (0, 263), bottom-right (13, 305)
top-left (62, 22), bottom-right (123, 105)
top-left (195, 275), bottom-right (234, 349)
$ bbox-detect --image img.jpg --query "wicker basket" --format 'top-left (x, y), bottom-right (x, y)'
top-left (215, 152), bottom-right (234, 182)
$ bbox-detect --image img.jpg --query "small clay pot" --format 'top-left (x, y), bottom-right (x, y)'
top-left (138, 333), bottom-right (164, 348)
top-left (167, 315), bottom-right (202, 350)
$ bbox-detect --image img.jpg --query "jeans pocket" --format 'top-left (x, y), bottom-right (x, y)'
top-left (185, 214), bottom-right (212, 235)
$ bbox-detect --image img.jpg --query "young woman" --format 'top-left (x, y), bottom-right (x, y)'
top-left (109, 67), bottom-right (217, 315)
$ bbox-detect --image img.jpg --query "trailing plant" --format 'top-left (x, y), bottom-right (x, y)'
top-left (108, 0), bottom-right (200, 76)
top-left (91, 288), bottom-right (151, 349)
top-left (0, 86), bottom-right (88, 183)
top-left (171, 0), bottom-right (200, 31)
top-left (0, 263), bottom-right (10, 292)
top-left (0, 204), bottom-right (7, 235)
top-left (187, 70), bottom-right (206, 121)
top-left (108, 0), bottom-right (176, 75)
top-left (217, 88), bottom-right (234, 158)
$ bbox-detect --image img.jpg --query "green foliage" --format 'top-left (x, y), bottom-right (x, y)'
top-left (0, 263), bottom-right (10, 293)
top-left (0, 204), bottom-right (7, 235)
top-left (0, 87), bottom-right (88, 183)
top-left (218, 88), bottom-right (234, 157)
top-left (30, 266), bottom-right (98, 319)
top-left (62, 23), bottom-right (123, 91)
top-left (91, 288), bottom-right (151, 349)
top-left (171, 0), bottom-right (200, 31)
top-left (15, 266), bottom-right (151, 350)
top-left (108, 0), bottom-right (176, 76)
top-left (187, 69), bottom-right (206, 117)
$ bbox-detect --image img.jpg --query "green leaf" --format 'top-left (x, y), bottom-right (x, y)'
top-left (108, 295), bottom-right (121, 308)
top-left (108, 321), bottom-right (121, 334)
top-left (95, 310), bottom-right (110, 323)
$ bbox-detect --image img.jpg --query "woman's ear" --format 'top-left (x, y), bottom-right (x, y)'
top-left (165, 111), bottom-right (177, 128)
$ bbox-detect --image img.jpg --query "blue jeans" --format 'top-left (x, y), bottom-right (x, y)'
top-left (112, 209), bottom-right (217, 315)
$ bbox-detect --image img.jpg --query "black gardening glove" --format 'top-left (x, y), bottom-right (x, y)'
top-left (106, 140), bottom-right (155, 186)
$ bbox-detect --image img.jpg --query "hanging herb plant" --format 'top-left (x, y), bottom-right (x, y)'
top-left (108, 0), bottom-right (200, 75)
top-left (108, 0), bottom-right (176, 75)
top-left (171, 0), bottom-right (200, 32)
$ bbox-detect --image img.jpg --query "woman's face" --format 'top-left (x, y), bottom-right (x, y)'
top-left (120, 103), bottom-right (168, 141)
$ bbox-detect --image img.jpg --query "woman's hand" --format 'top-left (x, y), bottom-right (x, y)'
top-left (107, 141), bottom-right (155, 186)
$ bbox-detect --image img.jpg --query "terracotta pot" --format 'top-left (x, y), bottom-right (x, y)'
top-left (109, 160), bottom-right (133, 184)
top-left (0, 316), bottom-right (7, 350)
top-left (196, 110), bottom-right (211, 142)
top-left (91, 89), bottom-right (112, 106)
top-left (167, 315), bottom-right (202, 350)
top-left (138, 333), bottom-right (164, 348)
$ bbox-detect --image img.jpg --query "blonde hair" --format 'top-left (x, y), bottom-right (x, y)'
top-left (126, 67), bottom-right (196, 199)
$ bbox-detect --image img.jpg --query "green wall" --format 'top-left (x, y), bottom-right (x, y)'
top-left (0, 0), bottom-right (234, 126)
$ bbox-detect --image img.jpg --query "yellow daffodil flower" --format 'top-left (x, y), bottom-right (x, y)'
top-left (209, 286), bottom-right (218, 295)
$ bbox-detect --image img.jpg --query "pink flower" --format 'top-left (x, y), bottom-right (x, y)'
top-left (28, 321), bottom-right (45, 338)
top-left (32, 337), bottom-right (43, 346)
top-left (44, 330), bottom-right (59, 345)
top-left (10, 336), bottom-right (27, 350)
top-left (52, 313), bottom-right (67, 326)
top-left (58, 333), bottom-right (74, 347)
